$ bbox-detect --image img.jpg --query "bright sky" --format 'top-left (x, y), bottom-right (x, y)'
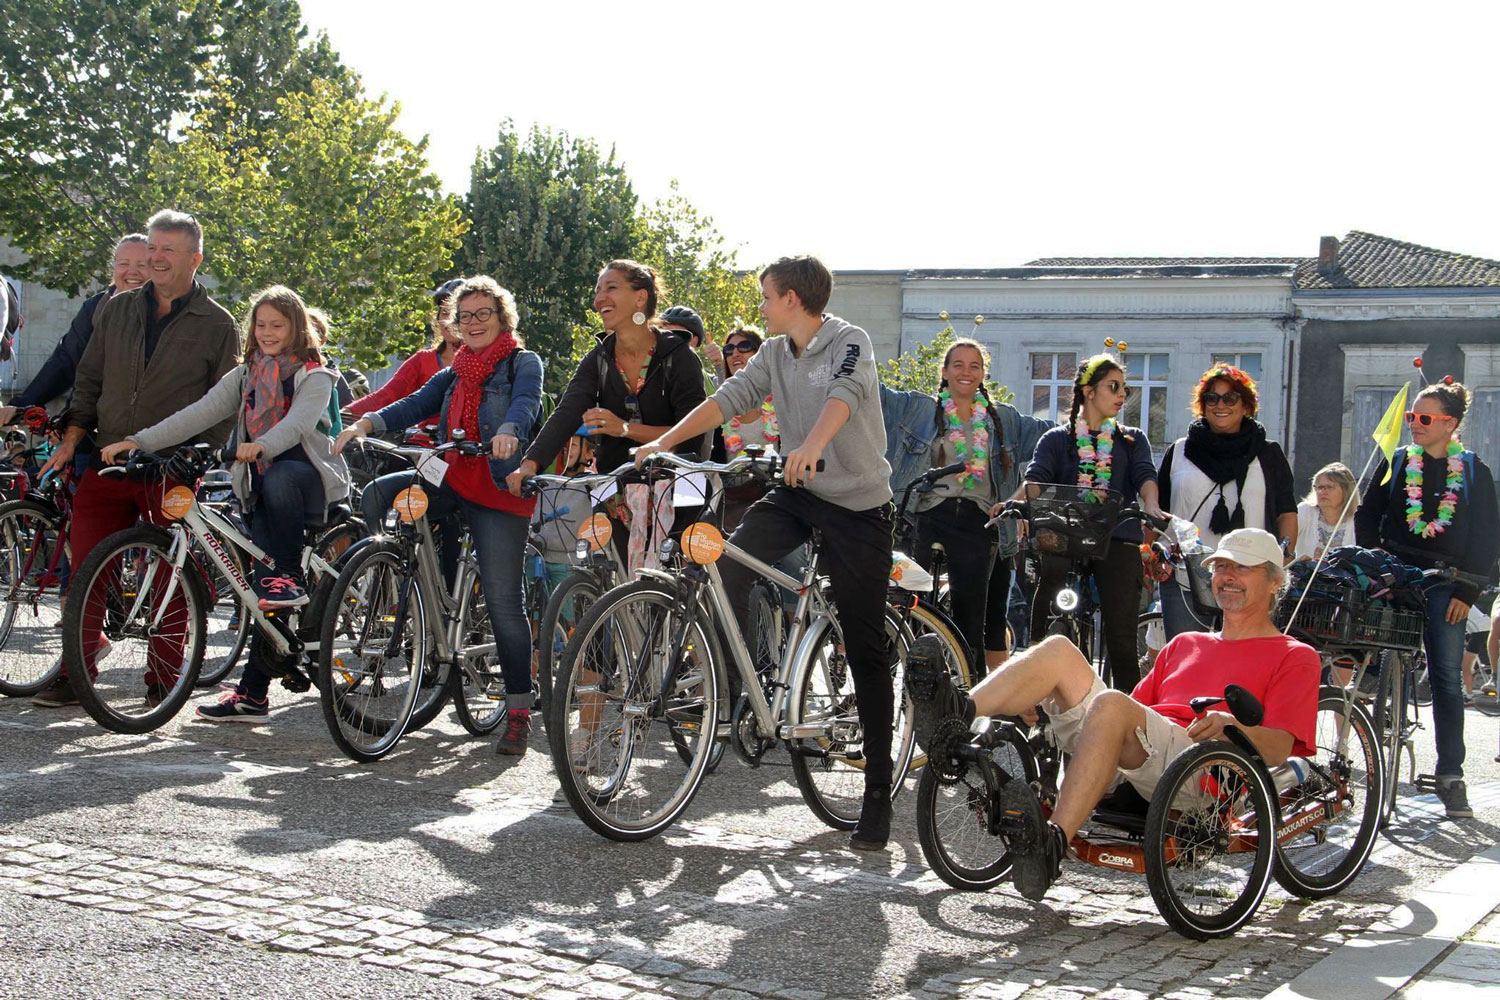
top-left (297, 0), bottom-right (1500, 270)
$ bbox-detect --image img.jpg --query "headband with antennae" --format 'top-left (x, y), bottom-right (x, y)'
top-left (1079, 337), bottom-right (1129, 385)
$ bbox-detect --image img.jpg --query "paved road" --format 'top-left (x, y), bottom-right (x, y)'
top-left (3, 683), bottom-right (1498, 1000)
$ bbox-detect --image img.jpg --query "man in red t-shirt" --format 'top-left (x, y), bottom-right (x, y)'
top-left (908, 527), bottom-right (1319, 901)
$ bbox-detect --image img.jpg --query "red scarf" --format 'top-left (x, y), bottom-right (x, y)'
top-left (449, 333), bottom-right (517, 443)
top-left (243, 352), bottom-right (301, 472)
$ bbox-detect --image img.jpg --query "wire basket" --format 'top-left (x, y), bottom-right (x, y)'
top-left (1274, 591), bottom-right (1426, 652)
top-left (1026, 484), bottom-right (1123, 562)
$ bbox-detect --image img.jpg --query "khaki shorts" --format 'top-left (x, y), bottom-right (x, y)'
top-left (1042, 673), bottom-right (1198, 801)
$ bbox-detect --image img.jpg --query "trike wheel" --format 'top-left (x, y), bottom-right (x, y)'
top-left (1272, 688), bottom-right (1382, 898)
top-left (547, 579), bottom-right (720, 841)
top-left (317, 541), bottom-right (427, 761)
top-left (1144, 740), bottom-right (1276, 940)
top-left (915, 725), bottom-right (1037, 890)
top-left (62, 525), bottom-right (208, 733)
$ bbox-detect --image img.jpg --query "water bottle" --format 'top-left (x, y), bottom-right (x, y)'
top-left (1273, 757), bottom-right (1310, 794)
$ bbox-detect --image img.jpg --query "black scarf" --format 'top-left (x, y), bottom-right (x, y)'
top-left (1183, 419), bottom-right (1266, 534)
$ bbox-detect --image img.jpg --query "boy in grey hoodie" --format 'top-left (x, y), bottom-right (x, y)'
top-left (635, 255), bottom-right (897, 851)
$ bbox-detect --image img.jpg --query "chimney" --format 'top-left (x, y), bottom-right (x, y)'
top-left (1317, 236), bottom-right (1340, 275)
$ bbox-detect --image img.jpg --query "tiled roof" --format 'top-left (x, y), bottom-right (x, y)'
top-left (1026, 256), bottom-right (1298, 267)
top-left (1293, 231), bottom-right (1500, 289)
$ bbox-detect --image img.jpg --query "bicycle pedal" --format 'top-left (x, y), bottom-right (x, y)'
top-left (279, 666), bottom-right (312, 693)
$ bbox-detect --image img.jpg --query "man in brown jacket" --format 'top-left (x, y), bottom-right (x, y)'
top-left (34, 209), bottom-right (240, 707)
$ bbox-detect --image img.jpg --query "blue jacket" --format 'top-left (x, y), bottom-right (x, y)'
top-left (367, 349), bottom-right (545, 489)
top-left (880, 384), bottom-right (1054, 553)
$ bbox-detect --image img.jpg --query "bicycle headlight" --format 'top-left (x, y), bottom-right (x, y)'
top-left (383, 508), bottom-right (399, 532)
top-left (658, 538), bottom-right (678, 561)
top-left (1055, 587), bottom-right (1080, 613)
top-left (575, 539), bottom-right (590, 560)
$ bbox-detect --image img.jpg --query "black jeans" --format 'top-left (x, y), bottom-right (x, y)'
top-left (983, 554), bottom-right (1014, 659)
top-left (719, 487), bottom-right (897, 786)
top-left (915, 498), bottom-right (997, 671)
top-left (1031, 538), bottom-right (1143, 691)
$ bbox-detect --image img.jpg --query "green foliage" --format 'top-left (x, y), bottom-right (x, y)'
top-left (149, 79), bottom-right (465, 370)
top-left (635, 181), bottom-right (761, 355)
top-left (456, 123), bottom-right (640, 391)
top-left (0, 0), bottom-right (343, 293)
top-left (879, 323), bottom-right (1013, 403)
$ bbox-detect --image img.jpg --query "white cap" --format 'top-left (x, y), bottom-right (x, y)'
top-left (1202, 528), bottom-right (1283, 570)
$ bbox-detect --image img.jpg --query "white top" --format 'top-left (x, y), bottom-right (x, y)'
top-left (1167, 447), bottom-right (1268, 551)
top-left (1293, 501), bottom-right (1357, 561)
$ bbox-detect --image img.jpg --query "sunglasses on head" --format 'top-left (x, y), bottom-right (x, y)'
top-left (724, 341), bottom-right (759, 355)
top-left (1201, 390), bottom-right (1243, 407)
top-left (1405, 411), bottom-right (1455, 427)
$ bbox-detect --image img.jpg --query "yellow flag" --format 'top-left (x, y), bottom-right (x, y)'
top-left (1374, 382), bottom-right (1411, 485)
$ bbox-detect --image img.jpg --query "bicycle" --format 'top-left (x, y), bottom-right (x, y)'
top-left (60, 444), bottom-right (364, 734)
top-left (914, 681), bottom-right (1382, 939)
top-left (316, 431), bottom-right (516, 761)
top-left (542, 448), bottom-right (921, 841)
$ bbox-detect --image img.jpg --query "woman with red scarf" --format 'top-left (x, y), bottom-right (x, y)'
top-left (336, 277), bottom-right (544, 755)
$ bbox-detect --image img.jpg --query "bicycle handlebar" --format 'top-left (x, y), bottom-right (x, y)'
top-left (519, 460), bottom-right (642, 499)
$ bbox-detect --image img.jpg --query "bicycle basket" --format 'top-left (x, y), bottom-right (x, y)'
top-left (1026, 484), bottom-right (1122, 561)
top-left (1183, 550), bottom-right (1220, 615)
top-left (1274, 590), bottom-right (1425, 652)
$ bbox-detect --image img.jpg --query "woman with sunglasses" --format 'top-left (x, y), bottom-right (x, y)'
top-left (1156, 364), bottom-right (1297, 638)
top-left (508, 259), bottom-right (706, 495)
top-left (1355, 380), bottom-right (1499, 819)
top-left (1018, 353), bottom-right (1162, 691)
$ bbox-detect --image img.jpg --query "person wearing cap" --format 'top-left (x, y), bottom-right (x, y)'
top-left (346, 278), bottom-right (466, 443)
top-left (659, 303), bottom-right (725, 391)
top-left (906, 526), bottom-right (1319, 902)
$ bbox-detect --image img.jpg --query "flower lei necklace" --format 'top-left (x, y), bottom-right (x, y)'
top-left (939, 390), bottom-right (990, 489)
top-left (1075, 415), bottom-right (1116, 494)
top-left (725, 395), bottom-right (778, 457)
top-left (1404, 441), bottom-right (1464, 538)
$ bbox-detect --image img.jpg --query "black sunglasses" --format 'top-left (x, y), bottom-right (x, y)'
top-left (1202, 391), bottom-right (1243, 406)
top-left (724, 341), bottom-right (759, 355)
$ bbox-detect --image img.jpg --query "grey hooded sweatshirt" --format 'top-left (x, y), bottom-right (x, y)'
top-left (712, 315), bottom-right (892, 511)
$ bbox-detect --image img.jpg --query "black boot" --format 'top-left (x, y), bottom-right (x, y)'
top-left (849, 783), bottom-right (892, 852)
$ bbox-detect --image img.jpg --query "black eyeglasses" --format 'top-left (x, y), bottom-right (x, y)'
top-left (724, 342), bottom-right (759, 355)
top-left (1202, 391), bottom-right (1243, 406)
top-left (456, 308), bottom-right (499, 324)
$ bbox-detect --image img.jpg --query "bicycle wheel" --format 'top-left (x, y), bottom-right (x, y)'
top-left (451, 564), bottom-right (505, 736)
top-left (915, 725), bottom-right (1039, 891)
top-left (1372, 651), bottom-right (1407, 826)
top-left (547, 578), bottom-right (721, 841)
top-left (1272, 689), bottom-right (1383, 898)
top-left (1136, 611), bottom-right (1164, 684)
top-left (537, 570), bottom-right (604, 719)
top-left (317, 540), bottom-right (428, 761)
top-left (909, 600), bottom-right (973, 690)
top-left (1144, 740), bottom-right (1276, 940)
top-left (62, 525), bottom-right (208, 734)
top-left (191, 534), bottom-right (253, 688)
top-left (0, 500), bottom-right (67, 697)
top-left (788, 609), bottom-right (916, 830)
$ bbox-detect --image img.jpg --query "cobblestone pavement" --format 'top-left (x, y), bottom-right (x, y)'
top-left (3, 688), bottom-right (1498, 999)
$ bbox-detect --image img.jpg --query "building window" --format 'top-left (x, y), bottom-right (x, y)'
top-left (1122, 352), bottom-right (1170, 446)
top-left (1209, 351), bottom-right (1264, 383)
top-left (1030, 352), bottom-right (1076, 422)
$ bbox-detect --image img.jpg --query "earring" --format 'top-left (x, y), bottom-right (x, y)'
top-left (631, 311), bottom-right (647, 326)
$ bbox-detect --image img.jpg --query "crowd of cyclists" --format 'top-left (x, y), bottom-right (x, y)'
top-left (5, 208), bottom-right (1499, 902)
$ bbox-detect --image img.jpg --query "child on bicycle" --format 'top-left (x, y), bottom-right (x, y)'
top-left (101, 285), bottom-right (351, 722)
top-left (535, 430), bottom-right (597, 590)
top-left (633, 255), bottom-right (900, 852)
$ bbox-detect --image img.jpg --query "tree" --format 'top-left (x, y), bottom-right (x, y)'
top-left (457, 123), bottom-right (640, 390)
top-left (635, 181), bottom-right (761, 347)
top-left (879, 320), bottom-right (1013, 402)
top-left (149, 79), bottom-right (466, 369)
top-left (0, 0), bottom-right (348, 292)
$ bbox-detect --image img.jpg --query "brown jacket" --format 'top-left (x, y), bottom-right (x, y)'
top-left (68, 281), bottom-right (241, 451)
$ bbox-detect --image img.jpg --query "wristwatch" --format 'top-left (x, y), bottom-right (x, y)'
top-left (621, 419), bottom-right (634, 438)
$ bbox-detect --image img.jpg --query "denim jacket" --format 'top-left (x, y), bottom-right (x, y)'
top-left (367, 349), bottom-right (545, 489)
top-left (879, 384), bottom-right (1055, 555)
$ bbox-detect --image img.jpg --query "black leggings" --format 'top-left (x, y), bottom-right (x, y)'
top-left (915, 498), bottom-right (996, 670)
top-left (1031, 539), bottom-right (1144, 691)
top-left (983, 554), bottom-right (1014, 656)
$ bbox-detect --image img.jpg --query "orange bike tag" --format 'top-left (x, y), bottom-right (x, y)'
top-left (680, 522), bottom-right (725, 565)
top-left (393, 486), bottom-right (430, 523)
top-left (578, 513), bottom-right (613, 551)
top-left (160, 485), bottom-right (195, 520)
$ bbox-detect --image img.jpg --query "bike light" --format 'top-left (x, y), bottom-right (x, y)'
top-left (575, 539), bottom-right (590, 560)
top-left (659, 538), bottom-right (677, 561)
top-left (1055, 587), bottom-right (1080, 612)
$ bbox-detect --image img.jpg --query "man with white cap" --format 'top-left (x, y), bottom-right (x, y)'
top-left (907, 527), bottom-right (1319, 901)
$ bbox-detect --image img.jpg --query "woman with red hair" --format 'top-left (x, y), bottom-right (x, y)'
top-left (1157, 364), bottom-right (1297, 638)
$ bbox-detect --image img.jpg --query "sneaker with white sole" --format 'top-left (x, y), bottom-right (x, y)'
top-left (195, 691), bottom-right (269, 723)
top-left (1435, 777), bottom-right (1474, 819)
top-left (256, 576), bottom-right (308, 611)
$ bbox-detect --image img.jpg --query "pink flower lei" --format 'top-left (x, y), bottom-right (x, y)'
top-left (939, 390), bottom-right (990, 489)
top-left (1403, 441), bottom-right (1464, 538)
top-left (725, 395), bottom-right (778, 458)
top-left (1075, 415), bottom-right (1116, 496)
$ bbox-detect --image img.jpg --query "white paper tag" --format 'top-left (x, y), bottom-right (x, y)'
top-left (591, 479), bottom-right (618, 507)
top-left (673, 472), bottom-right (708, 507)
top-left (417, 451), bottom-right (448, 487)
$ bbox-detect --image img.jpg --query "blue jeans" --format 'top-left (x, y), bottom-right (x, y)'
top-left (362, 471), bottom-right (533, 708)
top-left (1422, 581), bottom-right (1467, 778)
